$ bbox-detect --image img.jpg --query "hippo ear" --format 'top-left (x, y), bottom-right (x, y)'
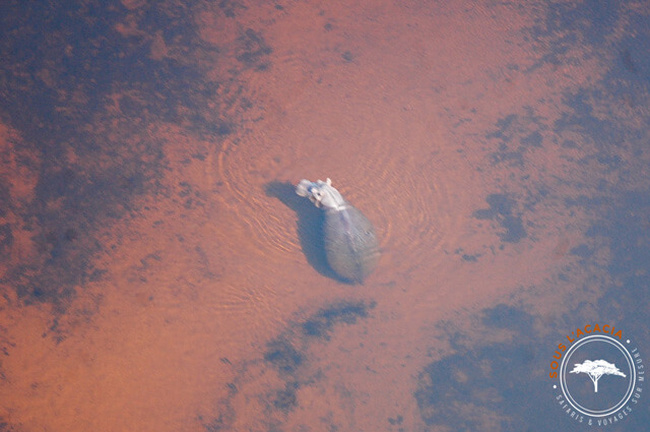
top-left (326, 178), bottom-right (332, 186)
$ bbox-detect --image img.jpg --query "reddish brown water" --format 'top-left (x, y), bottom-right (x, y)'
top-left (0, 1), bottom-right (648, 431)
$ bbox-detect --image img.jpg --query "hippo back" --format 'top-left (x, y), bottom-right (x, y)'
top-left (324, 204), bottom-right (380, 283)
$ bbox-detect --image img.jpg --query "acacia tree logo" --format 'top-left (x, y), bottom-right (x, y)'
top-left (570, 359), bottom-right (626, 393)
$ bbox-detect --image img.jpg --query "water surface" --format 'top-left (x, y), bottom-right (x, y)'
top-left (0, 1), bottom-right (648, 431)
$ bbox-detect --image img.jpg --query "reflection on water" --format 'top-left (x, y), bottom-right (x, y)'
top-left (0, 0), bottom-right (648, 431)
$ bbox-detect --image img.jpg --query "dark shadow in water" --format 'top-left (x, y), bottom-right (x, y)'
top-left (301, 300), bottom-right (372, 340)
top-left (415, 296), bottom-right (648, 431)
top-left (415, 308), bottom-right (547, 431)
top-left (263, 300), bottom-right (374, 419)
top-left (417, 163), bottom-right (649, 431)
top-left (473, 193), bottom-right (528, 243)
top-left (202, 300), bottom-right (375, 431)
top-left (265, 181), bottom-right (350, 283)
top-left (0, 2), bottom-right (268, 320)
top-left (415, 6), bottom-right (650, 426)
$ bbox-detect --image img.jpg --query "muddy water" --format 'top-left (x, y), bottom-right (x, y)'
top-left (0, 1), bottom-right (648, 431)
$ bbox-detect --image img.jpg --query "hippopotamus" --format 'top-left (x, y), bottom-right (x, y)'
top-left (296, 178), bottom-right (380, 283)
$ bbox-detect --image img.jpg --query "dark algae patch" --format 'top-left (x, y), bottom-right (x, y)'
top-left (473, 194), bottom-right (527, 243)
top-left (264, 339), bottom-right (304, 375)
top-left (0, 1), bottom-right (266, 321)
top-left (301, 301), bottom-right (373, 340)
top-left (416, 305), bottom-right (561, 431)
top-left (202, 300), bottom-right (375, 430)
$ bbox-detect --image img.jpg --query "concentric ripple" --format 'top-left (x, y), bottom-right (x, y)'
top-left (214, 79), bottom-right (473, 283)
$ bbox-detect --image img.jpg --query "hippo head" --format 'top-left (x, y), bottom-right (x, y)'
top-left (296, 178), bottom-right (348, 211)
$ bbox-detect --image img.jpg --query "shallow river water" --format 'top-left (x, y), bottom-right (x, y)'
top-left (0, 1), bottom-right (648, 431)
